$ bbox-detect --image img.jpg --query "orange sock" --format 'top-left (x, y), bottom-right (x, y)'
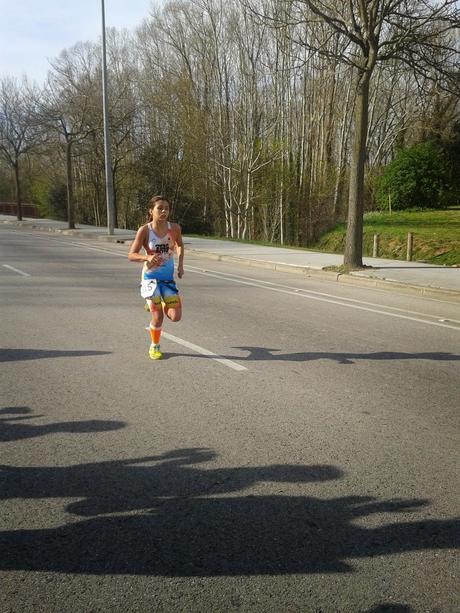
top-left (149, 325), bottom-right (162, 345)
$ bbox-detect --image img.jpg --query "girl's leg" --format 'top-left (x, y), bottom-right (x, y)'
top-left (150, 308), bottom-right (164, 343)
top-left (165, 304), bottom-right (182, 322)
top-left (164, 294), bottom-right (182, 322)
top-left (147, 298), bottom-right (164, 358)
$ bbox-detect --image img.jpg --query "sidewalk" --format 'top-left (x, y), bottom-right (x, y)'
top-left (2, 215), bottom-right (460, 302)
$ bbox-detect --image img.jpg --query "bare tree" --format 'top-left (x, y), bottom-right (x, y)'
top-left (0, 77), bottom-right (44, 220)
top-left (6, 0), bottom-right (457, 247)
top-left (41, 44), bottom-right (101, 228)
top-left (257, 0), bottom-right (459, 266)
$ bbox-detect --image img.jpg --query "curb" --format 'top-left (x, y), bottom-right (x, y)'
top-left (60, 230), bottom-right (134, 242)
top-left (186, 248), bottom-right (339, 280)
top-left (186, 248), bottom-right (460, 303)
top-left (4, 219), bottom-right (459, 303)
top-left (344, 272), bottom-right (460, 302)
top-left (1, 219), bottom-right (135, 243)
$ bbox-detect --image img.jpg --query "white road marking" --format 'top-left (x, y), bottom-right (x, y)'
top-left (69, 241), bottom-right (128, 256)
top-left (146, 329), bottom-right (247, 371)
top-left (5, 229), bottom-right (459, 331)
top-left (2, 264), bottom-right (30, 277)
top-left (187, 266), bottom-right (460, 324)
top-left (8, 232), bottom-right (128, 257)
top-left (186, 266), bottom-right (460, 332)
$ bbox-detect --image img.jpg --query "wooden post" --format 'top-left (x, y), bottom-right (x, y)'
top-left (388, 192), bottom-right (392, 216)
top-left (407, 232), bottom-right (413, 261)
top-left (373, 233), bottom-right (379, 258)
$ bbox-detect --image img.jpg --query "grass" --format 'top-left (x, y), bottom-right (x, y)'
top-left (186, 208), bottom-right (460, 266)
top-left (314, 208), bottom-right (460, 266)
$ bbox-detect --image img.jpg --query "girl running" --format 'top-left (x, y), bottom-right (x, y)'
top-left (128, 196), bottom-right (184, 359)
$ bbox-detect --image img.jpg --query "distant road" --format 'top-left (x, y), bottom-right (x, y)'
top-left (1, 226), bottom-right (459, 612)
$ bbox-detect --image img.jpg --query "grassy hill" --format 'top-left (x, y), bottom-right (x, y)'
top-left (314, 208), bottom-right (460, 266)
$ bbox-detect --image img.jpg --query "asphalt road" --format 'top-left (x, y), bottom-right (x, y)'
top-left (1, 226), bottom-right (459, 613)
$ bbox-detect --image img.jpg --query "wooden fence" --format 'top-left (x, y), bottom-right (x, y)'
top-left (0, 202), bottom-right (39, 218)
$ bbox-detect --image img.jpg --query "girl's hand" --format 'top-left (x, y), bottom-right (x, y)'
top-left (146, 253), bottom-right (162, 269)
top-left (177, 264), bottom-right (184, 278)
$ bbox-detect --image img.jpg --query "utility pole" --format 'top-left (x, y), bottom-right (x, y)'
top-left (101, 0), bottom-right (115, 234)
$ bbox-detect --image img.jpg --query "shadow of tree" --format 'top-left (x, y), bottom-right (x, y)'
top-left (162, 348), bottom-right (460, 365)
top-left (365, 605), bottom-right (412, 613)
top-left (0, 448), bottom-right (457, 576)
top-left (0, 348), bottom-right (111, 362)
top-left (0, 406), bottom-right (126, 442)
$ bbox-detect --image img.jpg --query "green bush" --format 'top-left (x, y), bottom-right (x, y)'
top-left (375, 141), bottom-right (455, 211)
top-left (46, 184), bottom-right (68, 221)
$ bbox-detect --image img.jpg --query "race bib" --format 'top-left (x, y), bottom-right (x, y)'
top-left (140, 279), bottom-right (158, 298)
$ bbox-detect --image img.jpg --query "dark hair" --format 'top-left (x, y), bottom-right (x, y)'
top-left (146, 195), bottom-right (169, 222)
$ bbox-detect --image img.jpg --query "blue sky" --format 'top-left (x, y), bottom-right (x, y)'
top-left (0, 0), bottom-right (156, 85)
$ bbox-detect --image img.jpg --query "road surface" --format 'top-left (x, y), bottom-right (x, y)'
top-left (1, 226), bottom-right (459, 612)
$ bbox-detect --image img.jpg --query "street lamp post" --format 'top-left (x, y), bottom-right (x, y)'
top-left (101, 0), bottom-right (115, 235)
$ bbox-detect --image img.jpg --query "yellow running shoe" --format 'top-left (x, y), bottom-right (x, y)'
top-left (149, 344), bottom-right (162, 360)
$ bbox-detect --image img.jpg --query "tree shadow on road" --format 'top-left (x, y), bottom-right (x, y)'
top-left (0, 406), bottom-right (126, 443)
top-left (232, 347), bottom-right (460, 364)
top-left (0, 448), bottom-right (457, 576)
top-left (162, 347), bottom-right (460, 365)
top-left (0, 348), bottom-right (111, 362)
top-left (365, 605), bottom-right (412, 613)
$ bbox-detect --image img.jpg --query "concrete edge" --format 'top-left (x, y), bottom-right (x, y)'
top-left (186, 248), bottom-right (460, 303)
top-left (343, 272), bottom-right (460, 302)
top-left (2, 219), bottom-right (135, 242)
top-left (4, 220), bottom-right (459, 303)
top-left (187, 248), bottom-right (339, 280)
top-left (62, 230), bottom-right (135, 242)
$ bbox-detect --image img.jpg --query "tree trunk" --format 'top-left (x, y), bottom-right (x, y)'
top-left (66, 140), bottom-right (75, 229)
top-left (112, 168), bottom-right (118, 229)
top-left (344, 71), bottom-right (371, 268)
top-left (333, 73), bottom-right (353, 220)
top-left (14, 160), bottom-right (22, 221)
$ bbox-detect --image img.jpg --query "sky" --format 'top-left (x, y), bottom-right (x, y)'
top-left (0, 0), bottom-right (156, 85)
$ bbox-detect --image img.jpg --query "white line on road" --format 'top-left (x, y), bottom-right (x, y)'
top-left (2, 264), bottom-right (30, 277)
top-left (186, 266), bottom-right (460, 332)
top-left (146, 329), bottom-right (247, 371)
top-left (8, 232), bottom-right (128, 257)
top-left (69, 241), bottom-right (128, 256)
top-left (6, 230), bottom-right (459, 330)
top-left (187, 266), bottom-right (460, 325)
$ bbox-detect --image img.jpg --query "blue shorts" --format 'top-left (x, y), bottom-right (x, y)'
top-left (141, 279), bottom-right (180, 310)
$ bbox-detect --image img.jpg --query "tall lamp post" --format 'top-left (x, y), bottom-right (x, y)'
top-left (101, 0), bottom-right (115, 235)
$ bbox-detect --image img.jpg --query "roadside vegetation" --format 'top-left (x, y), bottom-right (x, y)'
top-left (0, 1), bottom-right (458, 268)
top-left (314, 208), bottom-right (460, 266)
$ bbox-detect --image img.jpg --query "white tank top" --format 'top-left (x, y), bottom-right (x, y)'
top-left (143, 222), bottom-right (175, 280)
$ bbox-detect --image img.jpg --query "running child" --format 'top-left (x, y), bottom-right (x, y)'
top-left (128, 195), bottom-right (184, 359)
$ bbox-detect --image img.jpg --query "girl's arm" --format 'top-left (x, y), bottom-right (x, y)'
top-left (173, 224), bottom-right (184, 278)
top-left (128, 226), bottom-right (162, 267)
